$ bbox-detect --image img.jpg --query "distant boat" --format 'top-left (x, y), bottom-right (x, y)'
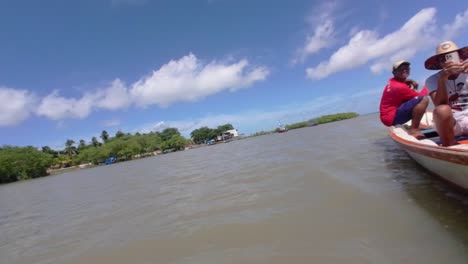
top-left (277, 125), bottom-right (287, 133)
top-left (105, 157), bottom-right (116, 165)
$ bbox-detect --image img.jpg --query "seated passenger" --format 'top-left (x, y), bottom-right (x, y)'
top-left (379, 60), bottom-right (429, 139)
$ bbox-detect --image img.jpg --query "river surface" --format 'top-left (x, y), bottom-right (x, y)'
top-left (1, 113), bottom-right (468, 264)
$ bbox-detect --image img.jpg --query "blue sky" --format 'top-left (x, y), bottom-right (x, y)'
top-left (0, 0), bottom-right (467, 149)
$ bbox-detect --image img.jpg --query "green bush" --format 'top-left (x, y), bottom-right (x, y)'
top-left (312, 112), bottom-right (359, 124)
top-left (286, 121), bottom-right (308, 130)
top-left (0, 146), bottom-right (53, 183)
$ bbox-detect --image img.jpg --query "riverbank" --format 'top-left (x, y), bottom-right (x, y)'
top-left (46, 144), bottom-right (209, 176)
top-left (47, 163), bottom-right (96, 175)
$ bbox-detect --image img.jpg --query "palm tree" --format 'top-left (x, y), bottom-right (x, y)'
top-left (64, 139), bottom-right (76, 156)
top-left (91, 137), bottom-right (100, 147)
top-left (115, 130), bottom-right (125, 138)
top-left (101, 130), bottom-right (109, 143)
top-left (78, 139), bottom-right (87, 150)
top-left (41, 146), bottom-right (52, 153)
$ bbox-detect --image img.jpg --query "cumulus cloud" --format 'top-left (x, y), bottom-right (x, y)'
top-left (442, 9), bottom-right (468, 40)
top-left (37, 79), bottom-right (131, 120)
top-left (130, 54), bottom-right (269, 107)
top-left (36, 91), bottom-right (97, 120)
top-left (306, 8), bottom-right (438, 79)
top-left (0, 87), bottom-right (35, 126)
top-left (32, 54), bottom-right (268, 122)
top-left (294, 20), bottom-right (335, 64)
top-left (293, 3), bottom-right (337, 64)
top-left (96, 79), bottom-right (131, 110)
top-left (306, 7), bottom-right (468, 79)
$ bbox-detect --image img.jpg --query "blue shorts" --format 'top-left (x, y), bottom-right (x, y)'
top-left (393, 96), bottom-right (424, 125)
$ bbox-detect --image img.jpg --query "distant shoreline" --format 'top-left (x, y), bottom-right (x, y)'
top-left (0, 112), bottom-right (359, 184)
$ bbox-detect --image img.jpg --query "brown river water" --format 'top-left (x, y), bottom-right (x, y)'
top-left (1, 113), bottom-right (468, 264)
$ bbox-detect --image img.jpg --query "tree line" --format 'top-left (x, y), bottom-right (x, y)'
top-left (0, 146), bottom-right (53, 183)
top-left (0, 124), bottom-right (235, 184)
top-left (241, 112), bottom-right (360, 138)
top-left (46, 127), bottom-right (191, 169)
top-left (284, 112), bottom-right (359, 130)
top-left (190, 124), bottom-right (234, 144)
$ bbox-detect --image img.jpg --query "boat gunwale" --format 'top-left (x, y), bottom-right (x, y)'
top-left (389, 127), bottom-right (468, 166)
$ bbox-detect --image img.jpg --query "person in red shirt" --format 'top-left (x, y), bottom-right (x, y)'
top-left (379, 60), bottom-right (429, 139)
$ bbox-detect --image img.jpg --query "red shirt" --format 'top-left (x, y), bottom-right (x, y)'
top-left (379, 78), bottom-right (425, 126)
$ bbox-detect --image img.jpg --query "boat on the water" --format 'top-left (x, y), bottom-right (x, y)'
top-left (388, 112), bottom-right (468, 191)
top-left (277, 126), bottom-right (287, 133)
top-left (104, 156), bottom-right (116, 165)
top-left (277, 121), bottom-right (287, 133)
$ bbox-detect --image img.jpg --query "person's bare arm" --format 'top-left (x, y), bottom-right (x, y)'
top-left (430, 91), bottom-right (438, 106)
top-left (432, 76), bottom-right (448, 106)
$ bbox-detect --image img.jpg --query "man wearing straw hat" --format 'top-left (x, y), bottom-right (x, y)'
top-left (425, 41), bottom-right (468, 146)
top-left (379, 60), bottom-right (429, 139)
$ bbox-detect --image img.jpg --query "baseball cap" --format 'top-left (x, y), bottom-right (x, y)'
top-left (392, 60), bottom-right (410, 71)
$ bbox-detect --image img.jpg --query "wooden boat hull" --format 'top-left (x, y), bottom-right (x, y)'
top-left (389, 126), bottom-right (468, 191)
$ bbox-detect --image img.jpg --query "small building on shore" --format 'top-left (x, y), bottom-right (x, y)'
top-left (217, 129), bottom-right (239, 141)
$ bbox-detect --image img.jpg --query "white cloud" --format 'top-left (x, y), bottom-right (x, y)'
top-left (295, 20), bottom-right (335, 64)
top-left (293, 3), bottom-right (338, 64)
top-left (36, 79), bottom-right (130, 121)
top-left (30, 54), bottom-right (268, 122)
top-left (370, 48), bottom-right (419, 74)
top-left (130, 53), bottom-right (269, 107)
top-left (0, 87), bottom-right (35, 126)
top-left (36, 91), bottom-right (97, 120)
top-left (96, 79), bottom-right (131, 110)
top-left (306, 7), bottom-right (438, 79)
top-left (442, 9), bottom-right (468, 41)
top-left (306, 7), bottom-right (468, 79)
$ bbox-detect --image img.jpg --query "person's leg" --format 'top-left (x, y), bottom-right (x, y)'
top-left (393, 96), bottom-right (426, 139)
top-left (408, 96), bottom-right (429, 137)
top-left (433, 105), bottom-right (457, 146)
top-left (454, 111), bottom-right (468, 136)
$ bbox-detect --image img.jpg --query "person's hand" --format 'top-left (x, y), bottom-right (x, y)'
top-left (462, 60), bottom-right (468, 74)
top-left (406, 79), bottom-right (418, 90)
top-left (441, 61), bottom-right (464, 80)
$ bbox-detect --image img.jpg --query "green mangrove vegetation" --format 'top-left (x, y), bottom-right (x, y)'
top-left (244, 112), bottom-right (360, 136)
top-left (0, 146), bottom-right (53, 183)
top-left (0, 124), bottom-right (235, 184)
top-left (190, 124), bottom-right (234, 144)
top-left (285, 112), bottom-right (359, 130)
top-left (313, 112), bottom-right (359, 124)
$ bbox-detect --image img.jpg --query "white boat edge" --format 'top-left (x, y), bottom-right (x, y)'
top-left (388, 112), bottom-right (468, 191)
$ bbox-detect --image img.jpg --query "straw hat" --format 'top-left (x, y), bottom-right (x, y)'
top-left (424, 40), bottom-right (468, 70)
